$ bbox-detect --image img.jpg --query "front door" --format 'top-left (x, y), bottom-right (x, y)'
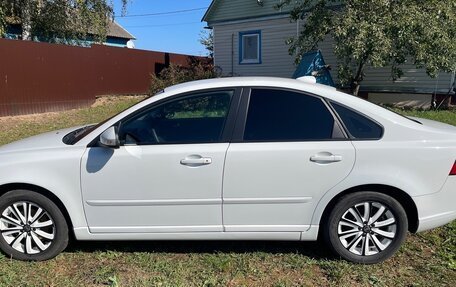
top-left (81, 89), bottom-right (236, 233)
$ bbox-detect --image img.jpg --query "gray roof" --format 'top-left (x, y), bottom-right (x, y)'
top-left (106, 21), bottom-right (135, 40)
top-left (6, 17), bottom-right (135, 40)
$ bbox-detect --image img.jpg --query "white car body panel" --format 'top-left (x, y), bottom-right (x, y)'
top-left (0, 129), bottom-right (87, 228)
top-left (223, 141), bottom-right (355, 232)
top-left (0, 77), bottom-right (454, 242)
top-left (81, 144), bottom-right (228, 233)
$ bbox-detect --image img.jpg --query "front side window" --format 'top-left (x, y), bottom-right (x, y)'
top-left (244, 89), bottom-right (335, 141)
top-left (118, 90), bottom-right (233, 145)
top-left (239, 30), bottom-right (261, 64)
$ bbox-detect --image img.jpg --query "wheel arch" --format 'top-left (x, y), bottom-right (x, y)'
top-left (319, 184), bottom-right (419, 233)
top-left (0, 183), bottom-right (75, 238)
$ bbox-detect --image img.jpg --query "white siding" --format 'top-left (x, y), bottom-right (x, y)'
top-left (316, 35), bottom-right (339, 84)
top-left (362, 65), bottom-right (452, 94)
top-left (214, 17), bottom-right (297, 78)
top-left (213, 17), bottom-right (454, 95)
top-left (315, 38), bottom-right (453, 94)
top-left (205, 0), bottom-right (292, 24)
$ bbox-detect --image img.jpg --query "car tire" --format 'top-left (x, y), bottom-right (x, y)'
top-left (0, 190), bottom-right (68, 261)
top-left (323, 192), bottom-right (408, 264)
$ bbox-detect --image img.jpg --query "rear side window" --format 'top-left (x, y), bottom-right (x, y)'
top-left (244, 89), bottom-right (335, 141)
top-left (331, 102), bottom-right (383, 139)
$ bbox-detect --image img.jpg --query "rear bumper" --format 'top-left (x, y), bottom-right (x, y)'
top-left (414, 177), bottom-right (456, 233)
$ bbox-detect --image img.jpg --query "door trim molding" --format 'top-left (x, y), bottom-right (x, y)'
top-left (224, 225), bottom-right (310, 232)
top-left (86, 198), bottom-right (222, 207)
top-left (90, 225), bottom-right (223, 233)
top-left (223, 197), bottom-right (312, 204)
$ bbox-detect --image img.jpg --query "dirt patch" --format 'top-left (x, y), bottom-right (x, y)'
top-left (0, 95), bottom-right (146, 122)
top-left (92, 95), bottom-right (148, 107)
top-left (0, 95), bottom-right (144, 146)
top-left (0, 95), bottom-right (146, 134)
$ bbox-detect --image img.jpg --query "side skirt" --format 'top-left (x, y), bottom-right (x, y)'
top-left (73, 226), bottom-right (320, 241)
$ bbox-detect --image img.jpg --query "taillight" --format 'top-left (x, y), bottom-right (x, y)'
top-left (450, 162), bottom-right (456, 176)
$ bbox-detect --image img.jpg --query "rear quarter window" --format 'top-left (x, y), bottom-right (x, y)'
top-left (331, 102), bottom-right (383, 140)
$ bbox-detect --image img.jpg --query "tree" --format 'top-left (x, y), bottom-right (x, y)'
top-left (0, 5), bottom-right (5, 37)
top-left (280, 0), bottom-right (456, 96)
top-left (0, 0), bottom-right (129, 43)
top-left (199, 29), bottom-right (214, 58)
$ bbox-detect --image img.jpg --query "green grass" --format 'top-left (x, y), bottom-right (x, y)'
top-left (0, 97), bottom-right (454, 286)
top-left (394, 108), bottom-right (456, 126)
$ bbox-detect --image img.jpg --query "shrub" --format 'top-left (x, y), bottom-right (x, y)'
top-left (149, 57), bottom-right (220, 95)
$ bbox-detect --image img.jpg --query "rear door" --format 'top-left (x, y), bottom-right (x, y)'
top-left (222, 88), bottom-right (356, 232)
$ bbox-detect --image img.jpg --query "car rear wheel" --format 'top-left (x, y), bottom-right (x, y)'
top-left (323, 192), bottom-right (408, 264)
top-left (0, 190), bottom-right (68, 261)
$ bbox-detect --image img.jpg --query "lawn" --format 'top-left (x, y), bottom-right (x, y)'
top-left (0, 96), bottom-right (454, 287)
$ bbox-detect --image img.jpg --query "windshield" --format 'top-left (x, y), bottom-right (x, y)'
top-left (62, 95), bottom-right (155, 145)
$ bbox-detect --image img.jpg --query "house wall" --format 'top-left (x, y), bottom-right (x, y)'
top-left (212, 16), bottom-right (454, 107)
top-left (214, 16), bottom-right (297, 78)
top-left (104, 36), bottom-right (130, 48)
top-left (362, 66), bottom-right (452, 94)
top-left (206, 0), bottom-right (292, 24)
top-left (5, 25), bottom-right (22, 40)
top-left (3, 30), bottom-right (131, 48)
top-left (315, 37), bottom-right (453, 95)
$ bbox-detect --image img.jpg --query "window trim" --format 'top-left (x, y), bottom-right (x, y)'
top-left (239, 30), bottom-right (262, 65)
top-left (87, 87), bottom-right (243, 147)
top-left (327, 100), bottom-right (385, 141)
top-left (231, 87), bottom-right (349, 143)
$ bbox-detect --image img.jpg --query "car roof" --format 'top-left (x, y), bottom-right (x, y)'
top-left (162, 77), bottom-right (364, 112)
top-left (164, 77), bottom-right (335, 94)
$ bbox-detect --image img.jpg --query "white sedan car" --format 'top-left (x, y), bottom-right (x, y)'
top-left (0, 77), bottom-right (455, 263)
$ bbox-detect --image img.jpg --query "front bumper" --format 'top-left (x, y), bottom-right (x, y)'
top-left (414, 177), bottom-right (456, 233)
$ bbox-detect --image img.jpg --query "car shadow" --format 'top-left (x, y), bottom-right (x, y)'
top-left (85, 147), bottom-right (114, 173)
top-left (65, 239), bottom-right (336, 260)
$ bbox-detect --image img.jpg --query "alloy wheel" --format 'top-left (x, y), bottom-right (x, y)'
top-left (0, 201), bottom-right (55, 255)
top-left (337, 201), bottom-right (397, 256)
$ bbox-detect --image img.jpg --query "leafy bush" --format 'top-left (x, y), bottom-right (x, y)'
top-left (149, 57), bottom-right (220, 95)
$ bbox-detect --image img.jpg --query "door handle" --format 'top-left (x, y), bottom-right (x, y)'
top-left (310, 153), bottom-right (342, 163)
top-left (180, 155), bottom-right (212, 167)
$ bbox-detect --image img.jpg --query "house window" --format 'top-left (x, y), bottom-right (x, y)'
top-left (239, 30), bottom-right (261, 64)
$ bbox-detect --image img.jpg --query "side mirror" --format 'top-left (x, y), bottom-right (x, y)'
top-left (99, 126), bottom-right (119, 148)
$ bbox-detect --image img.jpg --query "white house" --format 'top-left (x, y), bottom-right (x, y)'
top-left (203, 0), bottom-right (455, 108)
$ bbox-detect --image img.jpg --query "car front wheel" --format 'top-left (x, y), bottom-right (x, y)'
top-left (0, 190), bottom-right (68, 261)
top-left (323, 192), bottom-right (408, 264)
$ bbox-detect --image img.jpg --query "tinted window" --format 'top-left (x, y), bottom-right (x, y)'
top-left (118, 90), bottom-right (233, 145)
top-left (331, 102), bottom-right (383, 139)
top-left (244, 89), bottom-right (335, 141)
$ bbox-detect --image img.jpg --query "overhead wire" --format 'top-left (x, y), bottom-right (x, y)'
top-left (125, 22), bottom-right (202, 29)
top-left (116, 7), bottom-right (208, 18)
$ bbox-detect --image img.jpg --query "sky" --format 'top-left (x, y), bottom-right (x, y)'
top-left (113, 0), bottom-right (213, 56)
